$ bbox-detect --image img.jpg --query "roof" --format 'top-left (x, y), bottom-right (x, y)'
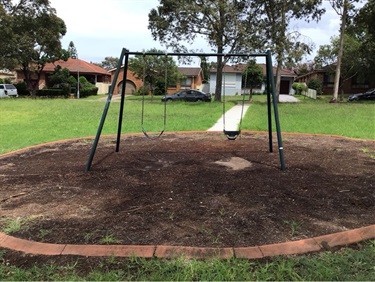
top-left (178, 67), bottom-right (201, 77)
top-left (43, 58), bottom-right (110, 75)
top-left (211, 64), bottom-right (296, 77)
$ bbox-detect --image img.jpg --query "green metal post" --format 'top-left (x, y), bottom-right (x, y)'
top-left (85, 48), bottom-right (127, 172)
top-left (265, 53), bottom-right (273, 153)
top-left (116, 50), bottom-right (129, 152)
top-left (266, 50), bottom-right (286, 171)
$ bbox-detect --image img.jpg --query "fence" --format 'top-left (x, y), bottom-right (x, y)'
top-left (302, 88), bottom-right (317, 99)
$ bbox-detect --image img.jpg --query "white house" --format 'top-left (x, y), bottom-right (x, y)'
top-left (209, 64), bottom-right (296, 95)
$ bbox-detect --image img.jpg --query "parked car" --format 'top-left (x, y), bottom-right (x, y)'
top-left (0, 84), bottom-right (18, 98)
top-left (161, 90), bottom-right (211, 102)
top-left (348, 88), bottom-right (375, 101)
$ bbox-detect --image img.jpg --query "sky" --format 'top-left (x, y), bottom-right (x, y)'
top-left (49, 0), bottom-right (345, 66)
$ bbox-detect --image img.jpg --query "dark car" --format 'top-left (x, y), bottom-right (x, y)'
top-left (161, 90), bottom-right (211, 102)
top-left (348, 89), bottom-right (375, 101)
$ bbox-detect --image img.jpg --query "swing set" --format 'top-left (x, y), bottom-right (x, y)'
top-left (85, 49), bottom-right (285, 171)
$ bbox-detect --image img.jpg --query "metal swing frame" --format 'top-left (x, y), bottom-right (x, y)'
top-left (85, 48), bottom-right (285, 171)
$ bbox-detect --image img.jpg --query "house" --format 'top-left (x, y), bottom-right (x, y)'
top-left (0, 70), bottom-right (16, 81)
top-left (109, 66), bottom-right (204, 95)
top-left (295, 65), bottom-right (374, 95)
top-left (169, 67), bottom-right (204, 93)
top-left (108, 67), bottom-right (143, 95)
top-left (209, 64), bottom-right (296, 95)
top-left (15, 58), bottom-right (111, 94)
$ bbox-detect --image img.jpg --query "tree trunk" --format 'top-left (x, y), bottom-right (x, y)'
top-left (214, 53), bottom-right (223, 102)
top-left (332, 0), bottom-right (348, 103)
top-left (214, 0), bottom-right (225, 102)
top-left (274, 0), bottom-right (287, 103)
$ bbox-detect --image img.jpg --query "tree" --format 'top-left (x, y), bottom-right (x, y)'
top-left (93, 56), bottom-right (119, 71)
top-left (314, 34), bottom-right (362, 98)
top-left (249, 0), bottom-right (325, 100)
top-left (68, 41), bottom-right (78, 59)
top-left (199, 56), bottom-right (210, 84)
top-left (350, 1), bottom-right (375, 78)
top-left (329, 0), bottom-right (360, 102)
top-left (128, 48), bottom-right (180, 96)
top-left (242, 60), bottom-right (263, 101)
top-left (148, 0), bottom-right (258, 102)
top-left (293, 61), bottom-right (317, 76)
top-left (0, 0), bottom-right (68, 94)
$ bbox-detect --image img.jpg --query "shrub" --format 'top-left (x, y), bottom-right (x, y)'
top-left (134, 85), bottom-right (150, 96)
top-left (307, 78), bottom-right (323, 95)
top-left (14, 82), bottom-right (29, 96)
top-left (79, 87), bottom-right (98, 97)
top-left (36, 89), bottom-right (68, 98)
top-left (292, 82), bottom-right (307, 95)
top-left (154, 80), bottom-right (166, 96)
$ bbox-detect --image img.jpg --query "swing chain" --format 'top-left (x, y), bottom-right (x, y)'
top-left (141, 53), bottom-right (168, 140)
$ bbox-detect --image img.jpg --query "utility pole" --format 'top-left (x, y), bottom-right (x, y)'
top-left (77, 53), bottom-right (80, 99)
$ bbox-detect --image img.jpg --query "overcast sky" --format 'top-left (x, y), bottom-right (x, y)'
top-left (49, 0), bottom-right (345, 65)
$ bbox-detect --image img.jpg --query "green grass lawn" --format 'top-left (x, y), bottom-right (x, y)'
top-left (244, 95), bottom-right (375, 139)
top-left (0, 96), bottom-right (225, 154)
top-left (0, 94), bottom-right (374, 280)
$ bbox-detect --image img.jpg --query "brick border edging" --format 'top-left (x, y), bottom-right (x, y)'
top-left (0, 225), bottom-right (374, 259)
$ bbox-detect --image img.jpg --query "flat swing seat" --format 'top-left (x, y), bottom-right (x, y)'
top-left (223, 130), bottom-right (240, 140)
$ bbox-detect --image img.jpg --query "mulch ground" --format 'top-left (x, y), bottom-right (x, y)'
top-left (0, 132), bottom-right (374, 250)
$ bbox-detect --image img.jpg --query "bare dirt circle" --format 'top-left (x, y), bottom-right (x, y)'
top-left (0, 132), bottom-right (374, 248)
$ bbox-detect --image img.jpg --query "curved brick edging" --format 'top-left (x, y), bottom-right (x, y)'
top-left (0, 225), bottom-right (374, 259)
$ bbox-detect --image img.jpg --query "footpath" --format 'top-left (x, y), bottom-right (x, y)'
top-left (208, 94), bottom-right (300, 132)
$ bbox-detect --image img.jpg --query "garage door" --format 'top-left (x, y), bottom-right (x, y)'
top-left (117, 80), bottom-right (136, 95)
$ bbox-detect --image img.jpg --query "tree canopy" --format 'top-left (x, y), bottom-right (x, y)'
top-left (128, 48), bottom-right (180, 96)
top-left (350, 1), bottom-right (375, 77)
top-left (94, 57), bottom-right (119, 71)
top-left (148, 0), bottom-right (258, 101)
top-left (68, 41), bottom-right (78, 59)
top-left (149, 0), bottom-right (325, 101)
top-left (328, 0), bottom-right (361, 102)
top-left (242, 60), bottom-right (263, 100)
top-left (248, 0), bottom-right (325, 99)
top-left (0, 0), bottom-right (67, 94)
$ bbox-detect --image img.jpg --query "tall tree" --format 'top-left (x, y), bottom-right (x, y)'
top-left (350, 1), bottom-right (375, 78)
top-left (101, 57), bottom-right (119, 71)
top-left (68, 41), bottom-right (78, 59)
top-left (242, 60), bottom-right (263, 101)
top-left (329, 0), bottom-right (360, 102)
top-left (148, 0), bottom-right (258, 101)
top-left (249, 0), bottom-right (325, 100)
top-left (315, 34), bottom-right (362, 98)
top-left (0, 0), bottom-right (68, 94)
top-left (128, 48), bottom-right (180, 96)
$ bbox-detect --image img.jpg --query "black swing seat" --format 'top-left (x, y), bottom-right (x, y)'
top-left (142, 128), bottom-right (165, 140)
top-left (224, 130), bottom-right (240, 140)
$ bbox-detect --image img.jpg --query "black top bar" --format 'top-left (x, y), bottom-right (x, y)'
top-left (123, 48), bottom-right (268, 57)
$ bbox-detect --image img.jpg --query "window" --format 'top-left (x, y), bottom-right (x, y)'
top-left (323, 73), bottom-right (335, 85)
top-left (180, 77), bottom-right (192, 88)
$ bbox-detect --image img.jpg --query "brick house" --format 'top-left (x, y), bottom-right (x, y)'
top-left (295, 65), bottom-right (374, 95)
top-left (15, 58), bottom-right (111, 93)
top-left (110, 66), bottom-right (204, 95)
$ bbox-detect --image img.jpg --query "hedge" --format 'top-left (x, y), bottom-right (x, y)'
top-left (36, 89), bottom-right (69, 98)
